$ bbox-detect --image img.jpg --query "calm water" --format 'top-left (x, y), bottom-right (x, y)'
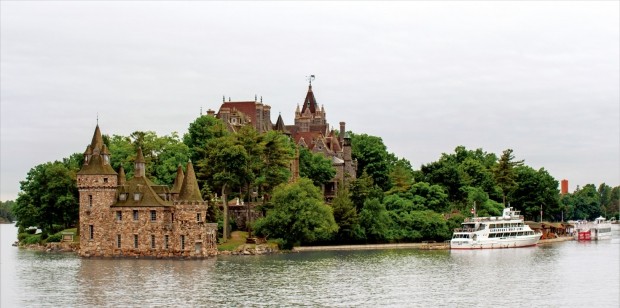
top-left (1, 223), bottom-right (619, 307)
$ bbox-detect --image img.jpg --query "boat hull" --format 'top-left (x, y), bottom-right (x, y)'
top-left (450, 235), bottom-right (540, 250)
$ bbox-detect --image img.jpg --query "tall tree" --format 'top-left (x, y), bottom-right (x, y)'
top-left (492, 149), bottom-right (524, 206)
top-left (350, 133), bottom-right (392, 191)
top-left (183, 115), bottom-right (228, 163)
top-left (253, 178), bottom-right (338, 249)
top-left (14, 161), bottom-right (79, 232)
top-left (298, 146), bottom-right (336, 187)
top-left (330, 186), bottom-right (363, 243)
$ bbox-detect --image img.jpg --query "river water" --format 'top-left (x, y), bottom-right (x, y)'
top-left (1, 223), bottom-right (619, 307)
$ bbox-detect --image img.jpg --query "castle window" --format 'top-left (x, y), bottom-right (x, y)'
top-left (133, 210), bottom-right (138, 221)
top-left (196, 213), bottom-right (201, 222)
top-left (103, 177), bottom-right (108, 183)
top-left (89, 225), bottom-right (94, 240)
top-left (181, 235), bottom-right (185, 250)
top-left (150, 235), bottom-right (156, 249)
top-left (164, 235), bottom-right (169, 249)
top-left (171, 213), bottom-right (174, 222)
top-left (116, 211), bottom-right (122, 221)
top-left (88, 195), bottom-right (93, 207)
top-left (150, 210), bottom-right (157, 222)
top-left (133, 234), bottom-right (138, 248)
top-left (134, 193), bottom-right (141, 201)
top-left (117, 234), bottom-right (121, 248)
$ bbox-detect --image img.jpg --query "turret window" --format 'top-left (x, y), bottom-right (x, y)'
top-left (196, 213), bottom-right (201, 222)
top-left (103, 177), bottom-right (108, 183)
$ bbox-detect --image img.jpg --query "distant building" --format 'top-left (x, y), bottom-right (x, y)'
top-left (213, 83), bottom-right (357, 201)
top-left (561, 179), bottom-right (569, 195)
top-left (77, 125), bottom-right (217, 258)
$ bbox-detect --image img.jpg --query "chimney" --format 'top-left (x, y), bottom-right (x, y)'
top-left (339, 121), bottom-right (345, 145)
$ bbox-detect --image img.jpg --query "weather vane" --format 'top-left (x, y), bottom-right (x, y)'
top-left (306, 74), bottom-right (315, 85)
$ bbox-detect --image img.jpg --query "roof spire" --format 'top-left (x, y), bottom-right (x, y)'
top-left (306, 74), bottom-right (315, 86)
top-left (179, 160), bottom-right (203, 201)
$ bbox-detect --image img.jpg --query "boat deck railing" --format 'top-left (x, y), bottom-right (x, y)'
top-left (464, 215), bottom-right (524, 222)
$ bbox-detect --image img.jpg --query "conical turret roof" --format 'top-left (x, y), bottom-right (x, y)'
top-left (135, 147), bottom-right (145, 163)
top-left (90, 125), bottom-right (104, 153)
top-left (178, 161), bottom-right (203, 201)
top-left (300, 84), bottom-right (318, 114)
top-left (171, 164), bottom-right (184, 193)
top-left (118, 166), bottom-right (126, 186)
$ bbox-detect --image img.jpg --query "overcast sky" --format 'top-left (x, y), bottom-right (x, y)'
top-left (1, 1), bottom-right (619, 201)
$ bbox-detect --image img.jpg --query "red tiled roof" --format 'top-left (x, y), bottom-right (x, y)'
top-left (218, 101), bottom-right (259, 125)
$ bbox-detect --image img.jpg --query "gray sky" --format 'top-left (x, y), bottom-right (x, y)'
top-left (1, 1), bottom-right (619, 201)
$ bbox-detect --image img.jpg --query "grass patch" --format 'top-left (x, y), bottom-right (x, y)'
top-left (217, 231), bottom-right (249, 251)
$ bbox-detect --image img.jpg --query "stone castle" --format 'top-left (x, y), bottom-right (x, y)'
top-left (77, 125), bottom-right (217, 258)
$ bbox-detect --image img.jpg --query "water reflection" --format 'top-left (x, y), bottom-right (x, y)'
top-left (2, 224), bottom-right (619, 307)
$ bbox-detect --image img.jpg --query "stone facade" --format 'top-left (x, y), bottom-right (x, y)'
top-left (77, 125), bottom-right (217, 258)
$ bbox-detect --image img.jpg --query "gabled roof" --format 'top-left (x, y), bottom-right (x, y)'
top-left (113, 176), bottom-right (172, 207)
top-left (300, 85), bottom-right (318, 115)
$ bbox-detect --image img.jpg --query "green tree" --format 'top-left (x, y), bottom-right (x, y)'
top-left (509, 166), bottom-right (559, 221)
top-left (253, 178), bottom-right (338, 249)
top-left (359, 198), bottom-right (392, 243)
top-left (108, 131), bottom-right (189, 185)
top-left (492, 149), bottom-right (524, 206)
top-left (570, 184), bottom-right (601, 220)
top-left (330, 186), bottom-right (363, 243)
top-left (298, 146), bottom-right (336, 187)
top-left (348, 171), bottom-right (384, 210)
top-left (387, 158), bottom-right (415, 195)
top-left (350, 133), bottom-right (392, 191)
top-left (201, 135), bottom-right (250, 239)
top-left (183, 115), bottom-right (228, 163)
top-left (256, 130), bottom-right (294, 198)
top-left (14, 161), bottom-right (79, 233)
top-left (0, 200), bottom-right (16, 223)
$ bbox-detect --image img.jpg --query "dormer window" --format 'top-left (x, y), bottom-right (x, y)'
top-left (134, 193), bottom-right (141, 201)
top-left (103, 155), bottom-right (110, 164)
top-left (119, 193), bottom-right (127, 201)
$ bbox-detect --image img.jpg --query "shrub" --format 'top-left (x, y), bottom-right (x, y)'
top-left (23, 234), bottom-right (41, 245)
top-left (46, 233), bottom-right (63, 243)
top-left (18, 232), bottom-right (29, 242)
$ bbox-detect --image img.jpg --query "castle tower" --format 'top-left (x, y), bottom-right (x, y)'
top-left (77, 125), bottom-right (118, 257)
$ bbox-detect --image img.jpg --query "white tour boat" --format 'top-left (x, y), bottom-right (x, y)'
top-left (573, 216), bottom-right (612, 241)
top-left (450, 207), bottom-right (541, 249)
